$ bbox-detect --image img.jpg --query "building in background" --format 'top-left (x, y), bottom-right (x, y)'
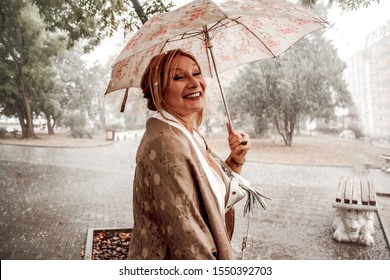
top-left (344, 20), bottom-right (390, 137)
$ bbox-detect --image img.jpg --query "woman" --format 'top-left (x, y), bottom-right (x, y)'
top-left (128, 49), bottom-right (250, 260)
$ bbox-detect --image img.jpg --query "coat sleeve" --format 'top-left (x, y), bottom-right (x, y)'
top-left (145, 133), bottom-right (219, 259)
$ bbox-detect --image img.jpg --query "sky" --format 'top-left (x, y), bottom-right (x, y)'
top-left (326, 0), bottom-right (390, 59)
top-left (86, 0), bottom-right (390, 64)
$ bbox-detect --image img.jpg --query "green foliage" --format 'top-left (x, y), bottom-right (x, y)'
top-left (335, 0), bottom-right (379, 9)
top-left (301, 0), bottom-right (379, 10)
top-left (0, 57), bottom-right (19, 116)
top-left (0, 0), bottom-right (66, 137)
top-left (1, 0), bottom-right (174, 139)
top-left (31, 0), bottom-right (174, 50)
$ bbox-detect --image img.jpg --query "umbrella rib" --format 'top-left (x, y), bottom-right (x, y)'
top-left (166, 18), bottom-right (234, 43)
top-left (158, 40), bottom-right (169, 54)
top-left (231, 18), bottom-right (277, 58)
top-left (207, 17), bottom-right (237, 40)
top-left (208, 18), bottom-right (230, 31)
top-left (165, 17), bottom-right (242, 44)
top-left (167, 30), bottom-right (205, 42)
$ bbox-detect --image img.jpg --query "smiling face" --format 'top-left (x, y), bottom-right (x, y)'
top-left (161, 55), bottom-right (207, 125)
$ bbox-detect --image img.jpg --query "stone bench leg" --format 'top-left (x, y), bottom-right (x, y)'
top-left (332, 208), bottom-right (375, 246)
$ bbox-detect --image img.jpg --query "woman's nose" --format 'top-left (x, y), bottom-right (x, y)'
top-left (187, 75), bottom-right (200, 88)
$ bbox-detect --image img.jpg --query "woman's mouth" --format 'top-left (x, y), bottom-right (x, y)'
top-left (183, 92), bottom-right (201, 99)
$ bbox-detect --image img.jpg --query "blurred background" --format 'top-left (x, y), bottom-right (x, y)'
top-left (1, 0), bottom-right (390, 261)
top-left (1, 0), bottom-right (389, 146)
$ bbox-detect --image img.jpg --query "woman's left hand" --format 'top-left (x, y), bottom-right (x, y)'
top-left (226, 123), bottom-right (250, 167)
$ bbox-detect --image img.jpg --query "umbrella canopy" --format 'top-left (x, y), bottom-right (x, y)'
top-left (105, 0), bottom-right (327, 127)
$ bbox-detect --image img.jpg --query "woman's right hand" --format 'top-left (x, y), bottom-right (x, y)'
top-left (226, 123), bottom-right (250, 172)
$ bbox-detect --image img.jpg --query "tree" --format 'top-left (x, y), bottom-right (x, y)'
top-left (49, 44), bottom-right (96, 137)
top-left (32, 0), bottom-right (173, 50)
top-left (0, 1), bottom-right (65, 138)
top-left (30, 65), bottom-right (62, 135)
top-left (226, 33), bottom-right (352, 146)
top-left (301, 0), bottom-right (379, 10)
top-left (1, 0), bottom-right (174, 139)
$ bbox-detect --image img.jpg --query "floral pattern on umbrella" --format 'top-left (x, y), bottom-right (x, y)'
top-left (106, 0), bottom-right (327, 99)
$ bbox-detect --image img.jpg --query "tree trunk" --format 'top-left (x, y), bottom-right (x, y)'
top-left (0, 35), bottom-right (36, 138)
top-left (13, 54), bottom-right (37, 138)
top-left (46, 115), bottom-right (55, 135)
top-left (284, 127), bottom-right (293, 146)
top-left (274, 117), bottom-right (287, 146)
top-left (274, 116), bottom-right (294, 147)
top-left (130, 0), bottom-right (148, 24)
top-left (284, 114), bottom-right (293, 146)
top-left (16, 102), bottom-right (26, 135)
top-left (21, 93), bottom-right (36, 138)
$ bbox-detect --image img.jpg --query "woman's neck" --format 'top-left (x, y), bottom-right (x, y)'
top-left (161, 110), bottom-right (195, 133)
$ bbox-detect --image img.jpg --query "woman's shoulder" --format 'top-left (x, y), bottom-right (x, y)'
top-left (146, 117), bottom-right (188, 139)
top-left (136, 119), bottom-right (197, 167)
top-left (140, 117), bottom-right (193, 153)
top-left (146, 117), bottom-right (170, 134)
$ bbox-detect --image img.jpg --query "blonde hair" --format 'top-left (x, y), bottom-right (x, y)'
top-left (141, 49), bottom-right (204, 129)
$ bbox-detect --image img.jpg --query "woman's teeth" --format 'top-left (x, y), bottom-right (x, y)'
top-left (184, 92), bottom-right (200, 99)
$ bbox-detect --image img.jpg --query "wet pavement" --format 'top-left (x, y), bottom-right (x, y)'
top-left (0, 137), bottom-right (389, 260)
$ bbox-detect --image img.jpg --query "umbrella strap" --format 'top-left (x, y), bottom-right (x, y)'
top-left (241, 214), bottom-right (254, 260)
top-left (120, 88), bottom-right (129, 112)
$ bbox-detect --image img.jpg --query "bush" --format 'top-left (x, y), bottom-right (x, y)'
top-left (63, 111), bottom-right (93, 139)
top-left (316, 127), bottom-right (341, 135)
top-left (70, 127), bottom-right (93, 138)
top-left (348, 123), bottom-right (364, 139)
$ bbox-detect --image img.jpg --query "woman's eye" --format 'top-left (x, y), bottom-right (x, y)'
top-left (173, 71), bottom-right (201, 80)
top-left (173, 75), bottom-right (184, 81)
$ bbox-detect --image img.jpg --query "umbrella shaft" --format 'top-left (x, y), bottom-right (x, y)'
top-left (205, 30), bottom-right (234, 131)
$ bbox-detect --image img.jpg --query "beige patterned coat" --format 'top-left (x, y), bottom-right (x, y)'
top-left (128, 117), bottom-right (235, 260)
